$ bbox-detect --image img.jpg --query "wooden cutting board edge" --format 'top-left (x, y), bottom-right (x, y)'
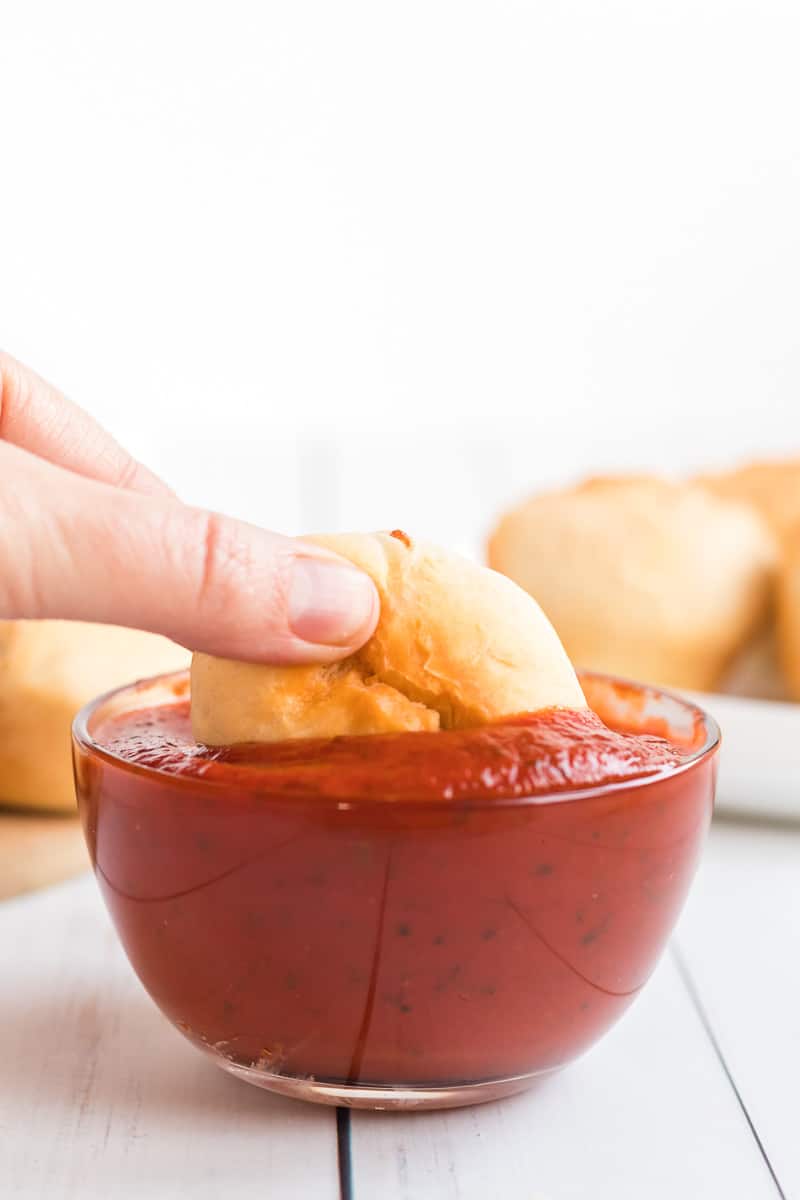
top-left (0, 808), bottom-right (89, 901)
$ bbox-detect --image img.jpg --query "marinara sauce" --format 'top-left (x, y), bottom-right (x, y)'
top-left (76, 675), bottom-right (716, 1088)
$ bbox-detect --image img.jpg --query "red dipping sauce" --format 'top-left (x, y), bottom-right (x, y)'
top-left (73, 671), bottom-right (718, 1109)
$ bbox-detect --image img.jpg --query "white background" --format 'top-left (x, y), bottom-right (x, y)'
top-left (2, 0), bottom-right (799, 550)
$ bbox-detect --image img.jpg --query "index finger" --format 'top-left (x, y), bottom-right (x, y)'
top-left (0, 352), bottom-right (171, 496)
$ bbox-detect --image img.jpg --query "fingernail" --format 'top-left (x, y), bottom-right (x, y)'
top-left (288, 558), bottom-right (378, 646)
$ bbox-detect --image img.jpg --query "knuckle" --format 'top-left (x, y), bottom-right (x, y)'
top-left (187, 511), bottom-right (291, 639)
top-left (114, 453), bottom-right (145, 491)
top-left (193, 511), bottom-right (265, 618)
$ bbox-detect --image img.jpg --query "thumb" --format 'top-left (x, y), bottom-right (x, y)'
top-left (0, 445), bottom-right (379, 664)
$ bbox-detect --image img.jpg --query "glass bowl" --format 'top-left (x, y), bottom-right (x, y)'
top-left (72, 671), bottom-right (719, 1111)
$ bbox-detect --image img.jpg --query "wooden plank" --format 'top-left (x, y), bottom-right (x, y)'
top-left (0, 876), bottom-right (339, 1200)
top-left (0, 811), bottom-right (88, 901)
top-left (348, 949), bottom-right (778, 1200)
top-left (674, 822), bottom-right (799, 1197)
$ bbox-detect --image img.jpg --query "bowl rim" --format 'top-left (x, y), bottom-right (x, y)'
top-left (72, 668), bottom-right (721, 809)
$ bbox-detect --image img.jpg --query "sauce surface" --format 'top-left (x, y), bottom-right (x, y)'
top-left (96, 701), bottom-right (686, 802)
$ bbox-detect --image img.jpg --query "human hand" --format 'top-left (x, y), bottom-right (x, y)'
top-left (0, 354), bottom-right (378, 662)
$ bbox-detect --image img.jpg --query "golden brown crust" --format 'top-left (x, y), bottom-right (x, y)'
top-left (777, 530), bottom-right (800, 701)
top-left (488, 476), bottom-right (778, 692)
top-left (0, 621), bottom-right (189, 811)
top-left (191, 531), bottom-right (586, 745)
top-left (696, 459), bottom-right (800, 545)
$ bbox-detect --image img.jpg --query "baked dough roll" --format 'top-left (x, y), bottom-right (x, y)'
top-left (777, 532), bottom-right (800, 701)
top-left (697, 458), bottom-right (800, 545)
top-left (716, 627), bottom-right (786, 702)
top-left (0, 621), bottom-right (188, 811)
top-left (191, 530), bottom-right (586, 745)
top-left (488, 476), bottom-right (777, 692)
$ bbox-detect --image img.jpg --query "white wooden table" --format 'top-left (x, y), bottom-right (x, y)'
top-left (0, 818), bottom-right (796, 1200)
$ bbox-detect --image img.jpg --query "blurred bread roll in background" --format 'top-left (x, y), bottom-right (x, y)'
top-left (0, 621), bottom-right (188, 812)
top-left (696, 458), bottom-right (800, 545)
top-left (777, 531), bottom-right (800, 701)
top-left (715, 627), bottom-right (786, 701)
top-left (192, 530), bottom-right (586, 745)
top-left (488, 476), bottom-right (777, 692)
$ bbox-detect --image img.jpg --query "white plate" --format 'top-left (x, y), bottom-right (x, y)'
top-left (687, 691), bottom-right (800, 822)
